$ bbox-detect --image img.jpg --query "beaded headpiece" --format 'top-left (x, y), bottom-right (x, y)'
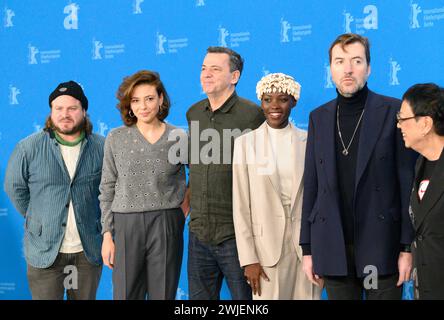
top-left (256, 72), bottom-right (301, 101)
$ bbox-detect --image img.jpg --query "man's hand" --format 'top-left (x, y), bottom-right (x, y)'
top-left (397, 251), bottom-right (412, 286)
top-left (102, 231), bottom-right (115, 270)
top-left (180, 187), bottom-right (191, 218)
top-left (302, 255), bottom-right (324, 288)
top-left (244, 263), bottom-right (269, 296)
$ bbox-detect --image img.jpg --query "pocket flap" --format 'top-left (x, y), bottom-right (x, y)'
top-left (26, 216), bottom-right (42, 236)
top-left (308, 210), bottom-right (318, 223)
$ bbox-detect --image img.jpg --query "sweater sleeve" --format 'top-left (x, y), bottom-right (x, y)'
top-left (99, 133), bottom-right (118, 235)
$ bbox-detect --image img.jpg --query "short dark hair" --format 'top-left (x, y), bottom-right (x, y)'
top-left (206, 46), bottom-right (244, 75)
top-left (329, 33), bottom-right (371, 65)
top-left (402, 83), bottom-right (444, 136)
top-left (116, 70), bottom-right (171, 126)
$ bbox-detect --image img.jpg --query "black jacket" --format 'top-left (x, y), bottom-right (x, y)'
top-left (300, 90), bottom-right (417, 277)
top-left (410, 149), bottom-right (444, 299)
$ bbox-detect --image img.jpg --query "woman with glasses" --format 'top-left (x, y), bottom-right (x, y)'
top-left (397, 83), bottom-right (444, 299)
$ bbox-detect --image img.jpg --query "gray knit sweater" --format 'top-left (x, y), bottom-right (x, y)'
top-left (99, 123), bottom-right (186, 234)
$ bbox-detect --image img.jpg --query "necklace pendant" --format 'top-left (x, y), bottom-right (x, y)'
top-left (342, 149), bottom-right (349, 156)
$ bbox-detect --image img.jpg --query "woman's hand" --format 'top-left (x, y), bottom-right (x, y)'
top-left (244, 263), bottom-right (269, 296)
top-left (102, 231), bottom-right (115, 270)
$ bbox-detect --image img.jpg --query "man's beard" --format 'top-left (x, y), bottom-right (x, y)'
top-left (53, 117), bottom-right (85, 136)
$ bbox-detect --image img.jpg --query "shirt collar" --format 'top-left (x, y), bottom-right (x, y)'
top-left (266, 121), bottom-right (292, 136)
top-left (204, 91), bottom-right (238, 113)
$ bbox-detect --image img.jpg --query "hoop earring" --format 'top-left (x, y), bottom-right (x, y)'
top-left (129, 110), bottom-right (135, 118)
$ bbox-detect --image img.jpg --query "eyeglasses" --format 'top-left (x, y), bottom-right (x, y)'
top-left (396, 112), bottom-right (424, 124)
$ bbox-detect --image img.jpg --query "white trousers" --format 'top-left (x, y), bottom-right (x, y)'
top-left (254, 205), bottom-right (322, 300)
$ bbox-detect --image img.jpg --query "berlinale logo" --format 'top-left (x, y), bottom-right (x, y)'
top-left (33, 123), bottom-right (42, 132)
top-left (324, 63), bottom-right (334, 89)
top-left (97, 120), bottom-right (109, 137)
top-left (280, 18), bottom-right (291, 43)
top-left (343, 10), bottom-right (355, 33)
top-left (63, 2), bottom-right (79, 30)
top-left (133, 0), bottom-right (144, 14)
top-left (4, 7), bottom-right (15, 28)
top-left (28, 44), bottom-right (39, 64)
top-left (389, 58), bottom-right (401, 86)
top-left (409, 1), bottom-right (422, 29)
top-left (9, 85), bottom-right (20, 105)
top-left (218, 26), bottom-right (229, 47)
top-left (156, 32), bottom-right (167, 55)
top-left (92, 38), bottom-right (103, 60)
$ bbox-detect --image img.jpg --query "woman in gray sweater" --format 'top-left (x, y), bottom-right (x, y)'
top-left (99, 70), bottom-right (188, 300)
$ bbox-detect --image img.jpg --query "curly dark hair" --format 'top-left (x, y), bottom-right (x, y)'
top-left (116, 70), bottom-right (171, 126)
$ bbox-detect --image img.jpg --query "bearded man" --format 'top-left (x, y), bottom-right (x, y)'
top-left (4, 81), bottom-right (104, 300)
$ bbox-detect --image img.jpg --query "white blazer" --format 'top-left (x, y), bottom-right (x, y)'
top-left (233, 122), bottom-right (307, 267)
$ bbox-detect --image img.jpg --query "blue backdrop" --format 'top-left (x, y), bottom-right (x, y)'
top-left (1, 0), bottom-right (443, 299)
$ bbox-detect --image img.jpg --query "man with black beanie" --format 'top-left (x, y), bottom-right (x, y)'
top-left (4, 80), bottom-right (105, 299)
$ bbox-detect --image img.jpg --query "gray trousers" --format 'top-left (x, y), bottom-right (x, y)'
top-left (27, 251), bottom-right (102, 300)
top-left (113, 208), bottom-right (184, 300)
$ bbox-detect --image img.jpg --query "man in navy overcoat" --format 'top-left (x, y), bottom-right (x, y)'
top-left (300, 33), bottom-right (417, 300)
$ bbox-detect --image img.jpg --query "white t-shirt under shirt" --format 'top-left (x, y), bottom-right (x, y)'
top-left (59, 142), bottom-right (83, 254)
top-left (267, 123), bottom-right (294, 206)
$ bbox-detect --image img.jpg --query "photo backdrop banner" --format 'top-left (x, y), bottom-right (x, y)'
top-left (1, 0), bottom-right (443, 299)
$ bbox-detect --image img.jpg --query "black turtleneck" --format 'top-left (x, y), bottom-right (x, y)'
top-left (335, 83), bottom-right (369, 245)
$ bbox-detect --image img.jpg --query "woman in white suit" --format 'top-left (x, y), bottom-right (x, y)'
top-left (232, 73), bottom-right (321, 300)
